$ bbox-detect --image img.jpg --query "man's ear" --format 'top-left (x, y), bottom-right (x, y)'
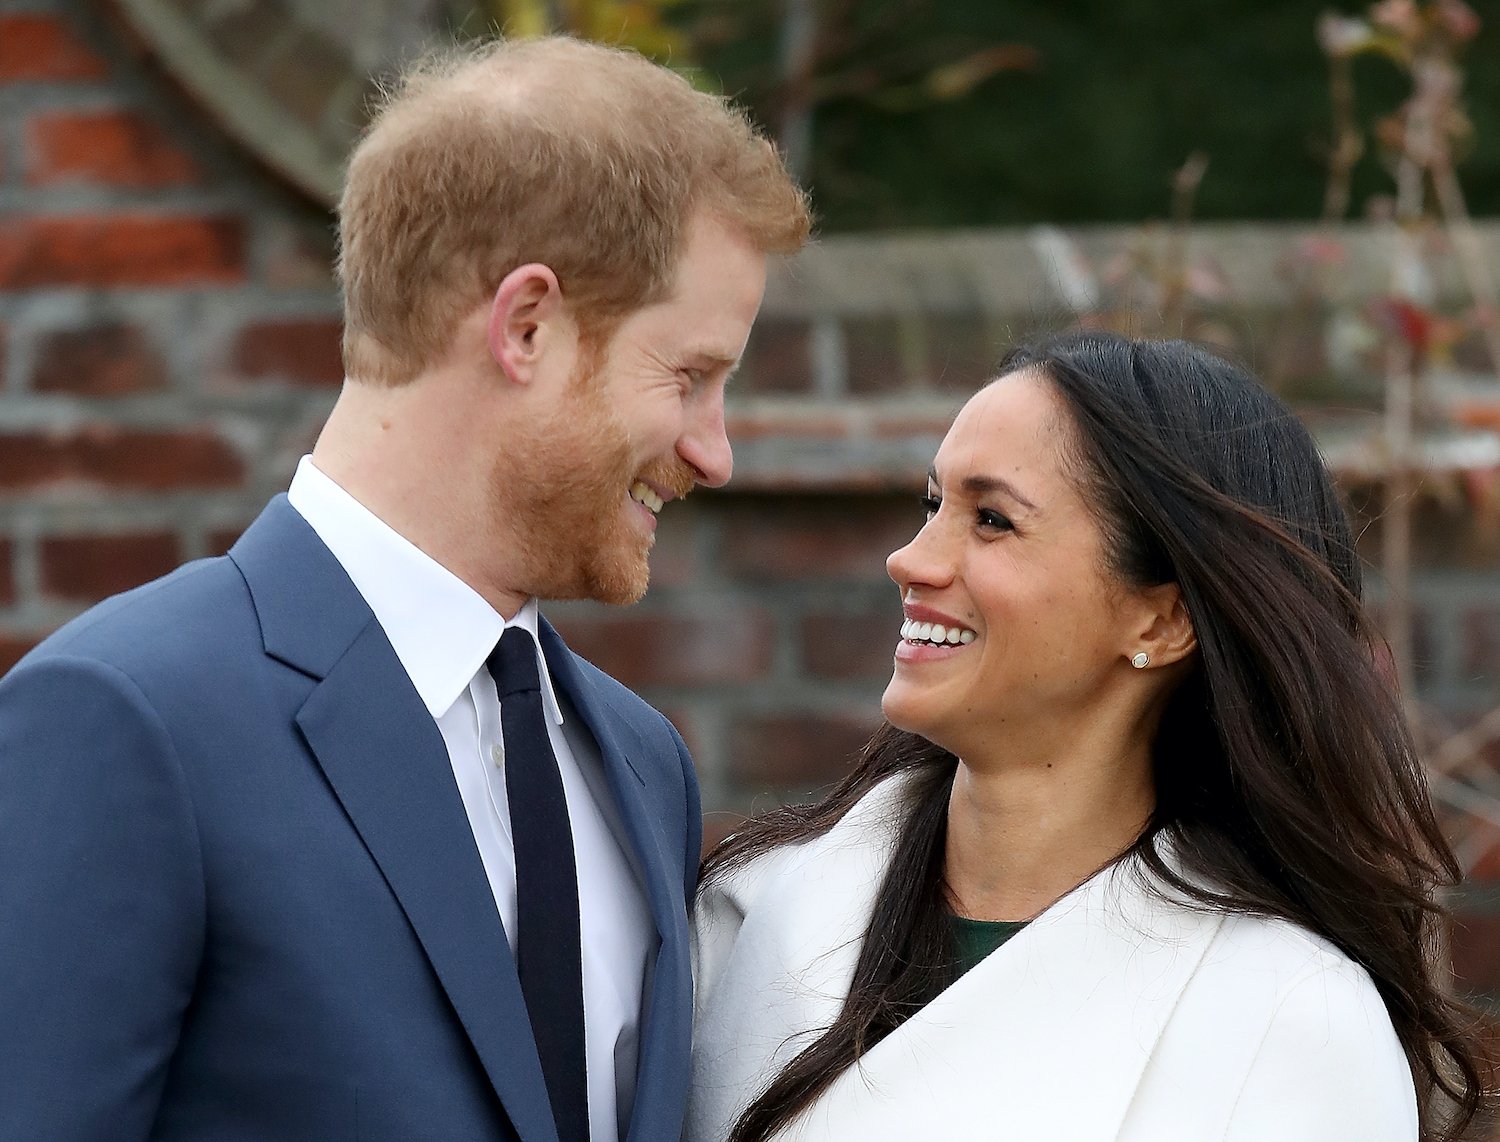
top-left (486, 263), bottom-right (567, 384)
top-left (1129, 582), bottom-right (1197, 669)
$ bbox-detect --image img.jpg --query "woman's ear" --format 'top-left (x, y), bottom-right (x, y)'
top-left (486, 263), bottom-right (567, 384)
top-left (1129, 583), bottom-right (1197, 669)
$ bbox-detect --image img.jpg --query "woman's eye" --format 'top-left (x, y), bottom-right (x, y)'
top-left (978, 508), bottom-right (1014, 532)
top-left (919, 494), bottom-right (941, 520)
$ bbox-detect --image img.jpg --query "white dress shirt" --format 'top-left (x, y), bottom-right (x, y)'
top-left (288, 456), bottom-right (654, 1141)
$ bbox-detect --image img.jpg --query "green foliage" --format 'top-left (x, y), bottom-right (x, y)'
top-left (476, 0), bottom-right (695, 68)
top-left (676, 0), bottom-right (1500, 230)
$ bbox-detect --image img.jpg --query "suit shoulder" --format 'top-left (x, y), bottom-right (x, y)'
top-left (17, 555), bottom-right (256, 682)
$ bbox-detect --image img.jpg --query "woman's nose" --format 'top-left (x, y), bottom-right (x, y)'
top-left (887, 522), bottom-right (954, 590)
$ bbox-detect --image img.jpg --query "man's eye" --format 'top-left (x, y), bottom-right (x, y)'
top-left (919, 494), bottom-right (941, 519)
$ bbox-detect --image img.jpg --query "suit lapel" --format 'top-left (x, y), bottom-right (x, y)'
top-left (536, 618), bottom-right (690, 1142)
top-left (538, 619), bottom-right (670, 929)
top-left (232, 499), bottom-right (559, 1142)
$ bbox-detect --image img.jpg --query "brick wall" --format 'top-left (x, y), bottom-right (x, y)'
top-left (4, 0), bottom-right (1500, 1015)
top-left (0, 0), bottom-right (344, 659)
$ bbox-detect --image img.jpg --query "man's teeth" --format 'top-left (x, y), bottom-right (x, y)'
top-left (900, 618), bottom-right (977, 646)
top-left (630, 481), bottom-right (664, 514)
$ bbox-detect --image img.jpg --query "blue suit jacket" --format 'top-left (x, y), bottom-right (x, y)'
top-left (0, 497), bottom-right (702, 1142)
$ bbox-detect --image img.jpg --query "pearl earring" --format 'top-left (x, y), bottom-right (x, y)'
top-left (1131, 652), bottom-right (1150, 669)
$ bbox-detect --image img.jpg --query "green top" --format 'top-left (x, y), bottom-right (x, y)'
top-left (948, 913), bottom-right (1028, 976)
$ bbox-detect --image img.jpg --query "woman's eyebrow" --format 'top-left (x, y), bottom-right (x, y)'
top-left (927, 466), bottom-right (1038, 512)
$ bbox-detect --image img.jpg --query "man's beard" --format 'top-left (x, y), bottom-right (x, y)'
top-left (500, 374), bottom-right (694, 606)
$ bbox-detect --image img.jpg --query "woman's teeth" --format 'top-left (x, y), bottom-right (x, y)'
top-left (630, 482), bottom-right (664, 514)
top-left (901, 618), bottom-right (977, 646)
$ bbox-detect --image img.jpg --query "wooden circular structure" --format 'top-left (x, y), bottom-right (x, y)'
top-left (105, 0), bottom-right (465, 205)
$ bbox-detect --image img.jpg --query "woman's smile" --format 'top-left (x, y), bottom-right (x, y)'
top-left (895, 603), bottom-right (978, 664)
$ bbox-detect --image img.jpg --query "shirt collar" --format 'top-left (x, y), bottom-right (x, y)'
top-left (286, 456), bottom-right (565, 725)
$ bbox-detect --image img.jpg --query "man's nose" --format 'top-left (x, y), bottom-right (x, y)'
top-left (680, 399), bottom-right (733, 488)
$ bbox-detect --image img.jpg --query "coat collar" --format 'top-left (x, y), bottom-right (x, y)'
top-left (690, 772), bottom-right (1225, 1142)
top-left (229, 496), bottom-right (372, 680)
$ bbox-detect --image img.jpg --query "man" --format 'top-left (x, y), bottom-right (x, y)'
top-left (0, 36), bottom-right (809, 1142)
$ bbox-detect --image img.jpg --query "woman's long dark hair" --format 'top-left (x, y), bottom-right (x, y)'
top-left (701, 330), bottom-right (1489, 1142)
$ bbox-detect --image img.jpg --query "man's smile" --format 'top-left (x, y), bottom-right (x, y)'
top-left (629, 481), bottom-right (665, 515)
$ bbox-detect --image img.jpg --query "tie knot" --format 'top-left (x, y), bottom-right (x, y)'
top-left (489, 626), bottom-right (542, 699)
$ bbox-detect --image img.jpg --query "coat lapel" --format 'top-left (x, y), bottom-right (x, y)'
top-left (689, 772), bottom-right (1224, 1142)
top-left (232, 499), bottom-right (559, 1142)
top-left (785, 851), bottom-right (1223, 1141)
top-left (536, 617), bottom-right (690, 1142)
top-left (687, 773), bottom-right (911, 1142)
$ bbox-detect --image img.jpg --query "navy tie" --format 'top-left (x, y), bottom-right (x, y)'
top-left (488, 627), bottom-right (589, 1142)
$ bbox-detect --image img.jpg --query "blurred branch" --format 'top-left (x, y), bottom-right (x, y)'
top-left (777, 0), bottom-right (818, 180)
top-left (1162, 152), bottom-right (1210, 333)
top-left (1323, 52), bottom-right (1362, 222)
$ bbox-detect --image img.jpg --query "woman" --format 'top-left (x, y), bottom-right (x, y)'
top-left (688, 331), bottom-right (1486, 1142)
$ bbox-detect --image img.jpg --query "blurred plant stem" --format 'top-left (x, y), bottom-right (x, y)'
top-left (1161, 152), bottom-right (1209, 335)
top-left (1323, 52), bottom-right (1361, 223)
top-left (777, 0), bottom-right (818, 180)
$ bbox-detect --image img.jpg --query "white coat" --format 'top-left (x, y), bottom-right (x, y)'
top-left (688, 773), bottom-right (1418, 1141)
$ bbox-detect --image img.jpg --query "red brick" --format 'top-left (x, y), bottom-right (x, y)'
top-left (1364, 603), bottom-right (1438, 688)
top-left (0, 215), bottom-right (245, 288)
top-left (0, 539), bottom-right (13, 606)
top-left (1467, 820), bottom-right (1500, 883)
top-left (739, 318), bottom-right (813, 395)
top-left (655, 705), bottom-right (704, 762)
top-left (643, 507), bottom-right (700, 590)
top-left (262, 220), bottom-right (335, 289)
top-left (1454, 397), bottom-right (1500, 433)
top-left (727, 709), bottom-right (881, 789)
top-left (845, 316), bottom-right (910, 396)
top-left (726, 411), bottom-right (852, 442)
top-left (550, 610), bottom-right (774, 688)
top-left (40, 531), bottom-right (181, 601)
top-left (25, 110), bottom-right (200, 188)
top-left (31, 323), bottom-right (168, 396)
top-left (701, 810), bottom-right (749, 856)
top-left (927, 314), bottom-right (1001, 394)
top-left (801, 607), bottom-right (903, 680)
top-left (1449, 912), bottom-right (1500, 996)
top-left (0, 15), bottom-right (107, 82)
top-left (0, 634), bottom-right (43, 675)
top-left (720, 496), bottom-right (919, 583)
top-left (0, 426), bottom-right (244, 492)
top-left (872, 411), bottom-right (958, 439)
top-left (1461, 609), bottom-right (1500, 679)
top-left (205, 523), bottom-right (253, 557)
top-left (231, 318), bottom-right (345, 386)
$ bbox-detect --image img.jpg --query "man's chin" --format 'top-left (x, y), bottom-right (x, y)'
top-left (542, 548), bottom-right (651, 607)
top-left (589, 554), bottom-right (651, 606)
